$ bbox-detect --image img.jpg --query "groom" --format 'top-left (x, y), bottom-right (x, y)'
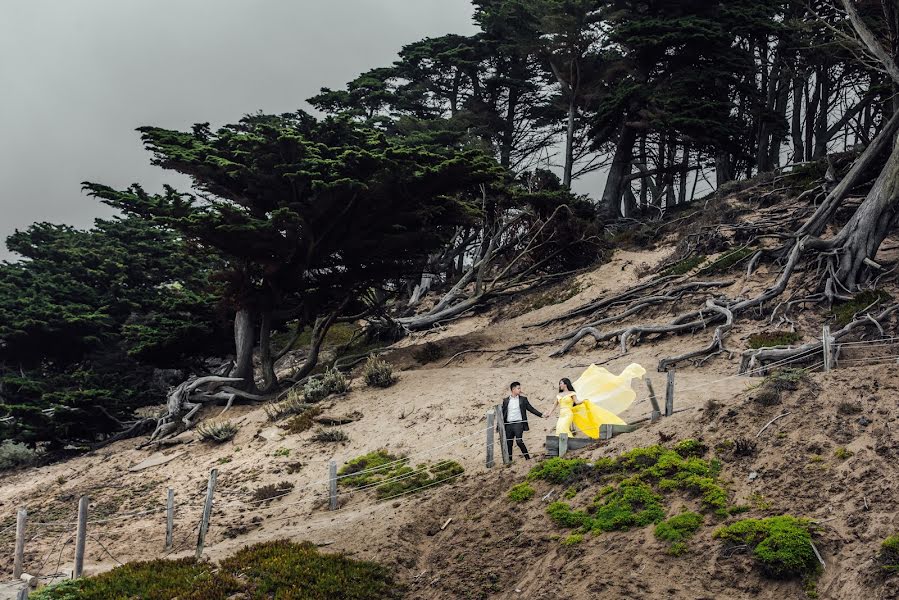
top-left (501, 382), bottom-right (543, 460)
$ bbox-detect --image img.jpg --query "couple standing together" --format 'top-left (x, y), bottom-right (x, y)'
top-left (500, 363), bottom-right (647, 461)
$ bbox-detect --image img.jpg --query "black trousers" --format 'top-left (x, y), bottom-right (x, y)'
top-left (505, 422), bottom-right (530, 459)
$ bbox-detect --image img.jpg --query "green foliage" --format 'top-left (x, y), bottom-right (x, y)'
top-left (362, 356), bottom-right (396, 388)
top-left (264, 393), bottom-right (314, 421)
top-left (673, 439), bottom-right (707, 458)
top-left (508, 482), bottom-right (535, 503)
top-left (546, 501), bottom-right (591, 529)
top-left (251, 482), bottom-right (294, 504)
top-left (834, 447), bottom-right (854, 460)
top-left (321, 368), bottom-right (350, 395)
top-left (303, 378), bottom-right (330, 403)
top-left (747, 331), bottom-right (802, 349)
top-left (591, 481), bottom-right (665, 532)
top-left (527, 457), bottom-right (589, 485)
top-left (338, 450), bottom-right (462, 499)
top-left (655, 512), bottom-right (703, 544)
top-left (0, 441), bottom-right (37, 470)
top-left (196, 421), bottom-right (239, 444)
top-left (879, 534), bottom-right (899, 572)
top-left (562, 533), bottom-right (584, 546)
top-left (662, 255), bottom-right (707, 276)
top-left (32, 540), bottom-right (398, 599)
top-left (714, 516), bottom-right (819, 578)
top-left (831, 290), bottom-right (892, 328)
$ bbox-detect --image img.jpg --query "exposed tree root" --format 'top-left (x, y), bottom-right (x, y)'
top-left (657, 300), bottom-right (734, 372)
top-left (740, 303), bottom-right (899, 373)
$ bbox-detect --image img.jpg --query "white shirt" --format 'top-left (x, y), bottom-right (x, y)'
top-left (507, 395), bottom-right (523, 423)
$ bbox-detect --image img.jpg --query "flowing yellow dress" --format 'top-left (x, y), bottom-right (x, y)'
top-left (555, 363), bottom-right (647, 439)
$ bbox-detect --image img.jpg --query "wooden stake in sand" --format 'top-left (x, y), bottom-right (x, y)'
top-left (13, 508), bottom-right (26, 579)
top-left (646, 378), bottom-right (661, 423)
top-left (559, 433), bottom-right (568, 457)
top-left (165, 488), bottom-right (174, 550)
top-left (74, 496), bottom-right (89, 578)
top-left (329, 461), bottom-right (338, 511)
top-left (196, 469), bottom-right (217, 559)
top-left (495, 404), bottom-right (511, 466)
top-left (665, 369), bottom-right (675, 417)
top-left (485, 409), bottom-right (496, 468)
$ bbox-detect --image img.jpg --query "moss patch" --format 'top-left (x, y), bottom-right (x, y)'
top-left (338, 450), bottom-right (463, 500)
top-left (527, 457), bottom-right (590, 485)
top-left (831, 290), bottom-right (892, 328)
top-left (699, 247), bottom-right (755, 275)
top-left (508, 483), bottom-right (535, 503)
top-left (879, 534), bottom-right (899, 572)
top-left (31, 540), bottom-right (398, 600)
top-left (747, 331), bottom-right (802, 349)
top-left (663, 255), bottom-right (707, 276)
top-left (655, 512), bottom-right (703, 554)
top-left (714, 516), bottom-right (819, 578)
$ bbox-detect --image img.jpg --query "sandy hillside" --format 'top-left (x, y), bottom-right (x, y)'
top-left (1, 202), bottom-right (898, 599)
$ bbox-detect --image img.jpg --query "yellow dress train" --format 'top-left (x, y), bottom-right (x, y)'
top-left (555, 363), bottom-right (646, 439)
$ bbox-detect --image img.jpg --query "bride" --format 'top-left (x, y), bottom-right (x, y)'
top-left (545, 363), bottom-right (646, 439)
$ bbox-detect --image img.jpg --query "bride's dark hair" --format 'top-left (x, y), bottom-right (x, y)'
top-left (559, 378), bottom-right (575, 393)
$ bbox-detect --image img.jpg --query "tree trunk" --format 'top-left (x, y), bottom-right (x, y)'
top-left (805, 72), bottom-right (820, 161)
top-left (813, 65), bottom-right (831, 158)
top-left (715, 152), bottom-right (733, 187)
top-left (639, 135), bottom-right (649, 208)
top-left (830, 133), bottom-right (899, 290)
top-left (258, 310), bottom-right (277, 393)
top-left (791, 75), bottom-right (806, 164)
top-left (600, 124), bottom-right (637, 218)
top-left (769, 65), bottom-right (791, 168)
top-left (678, 144), bottom-right (690, 205)
top-left (563, 97), bottom-right (576, 188)
top-left (229, 308), bottom-right (256, 390)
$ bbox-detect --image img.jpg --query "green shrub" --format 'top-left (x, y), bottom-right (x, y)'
top-left (303, 378), bottom-right (330, 402)
top-left (592, 481), bottom-right (665, 532)
top-left (219, 540), bottom-right (397, 599)
top-left (412, 342), bottom-right (443, 364)
top-left (363, 356), bottom-right (396, 388)
top-left (562, 533), bottom-right (584, 546)
top-left (264, 392), bottom-right (314, 421)
top-left (508, 483), bottom-right (535, 503)
top-left (714, 516), bottom-right (819, 578)
top-left (879, 534), bottom-right (899, 572)
top-left (32, 541), bottom-right (399, 600)
top-left (311, 428), bottom-right (349, 443)
top-left (284, 406), bottom-right (322, 434)
top-left (196, 421), bottom-right (239, 444)
top-left (527, 457), bottom-right (590, 485)
top-left (765, 368), bottom-right (809, 391)
top-left (29, 557), bottom-right (242, 600)
top-left (321, 368), bottom-right (350, 395)
top-left (833, 447), bottom-right (854, 460)
top-left (673, 439), bottom-right (707, 458)
top-left (663, 255), bottom-right (707, 276)
top-left (832, 290), bottom-right (892, 328)
top-left (0, 441), bottom-right (36, 470)
top-left (546, 502), bottom-right (590, 529)
top-left (655, 512), bottom-right (703, 555)
top-left (747, 331), bottom-right (802, 349)
top-left (338, 451), bottom-right (462, 500)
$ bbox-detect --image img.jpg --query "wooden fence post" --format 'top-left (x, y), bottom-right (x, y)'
top-left (485, 409), bottom-right (496, 468)
top-left (822, 326), bottom-right (832, 372)
top-left (16, 585), bottom-right (28, 600)
top-left (73, 496), bottom-right (89, 578)
top-left (495, 404), bottom-right (511, 466)
top-left (195, 469), bottom-right (217, 559)
top-left (13, 508), bottom-right (26, 579)
top-left (558, 433), bottom-right (568, 457)
top-left (329, 461), bottom-right (338, 511)
top-left (645, 379), bottom-right (661, 423)
top-left (165, 488), bottom-right (174, 550)
top-left (665, 369), bottom-right (675, 417)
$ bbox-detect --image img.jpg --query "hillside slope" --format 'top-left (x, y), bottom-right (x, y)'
top-left (2, 186), bottom-right (899, 599)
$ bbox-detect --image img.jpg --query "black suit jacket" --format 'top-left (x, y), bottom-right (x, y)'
top-left (501, 395), bottom-right (543, 432)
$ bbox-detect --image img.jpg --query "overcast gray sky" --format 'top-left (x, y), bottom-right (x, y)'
top-left (0, 0), bottom-right (478, 260)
